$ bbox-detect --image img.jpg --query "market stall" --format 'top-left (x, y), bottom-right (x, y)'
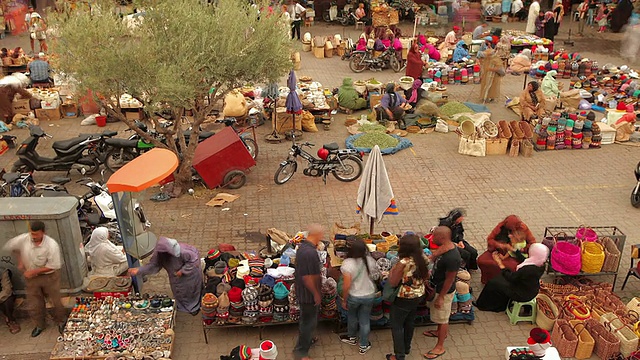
top-left (50, 295), bottom-right (176, 359)
top-left (505, 30), bottom-right (554, 54)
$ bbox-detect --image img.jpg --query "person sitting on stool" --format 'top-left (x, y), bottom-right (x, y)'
top-left (0, 266), bottom-right (20, 334)
top-left (27, 52), bottom-right (52, 86)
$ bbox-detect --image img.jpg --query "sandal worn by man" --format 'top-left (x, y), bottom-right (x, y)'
top-left (7, 321), bottom-right (21, 334)
top-left (423, 330), bottom-right (438, 337)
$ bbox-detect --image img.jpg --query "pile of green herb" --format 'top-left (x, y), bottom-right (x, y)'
top-left (358, 123), bottom-right (387, 133)
top-left (439, 101), bottom-right (473, 117)
top-left (353, 133), bottom-right (399, 149)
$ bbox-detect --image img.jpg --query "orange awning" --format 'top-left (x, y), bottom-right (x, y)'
top-left (106, 148), bottom-right (179, 193)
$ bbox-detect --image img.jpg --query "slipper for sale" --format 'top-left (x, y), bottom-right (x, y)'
top-left (423, 350), bottom-right (446, 359)
top-left (422, 330), bottom-right (438, 337)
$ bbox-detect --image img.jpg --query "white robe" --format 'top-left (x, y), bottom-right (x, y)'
top-left (526, 1), bottom-right (540, 33)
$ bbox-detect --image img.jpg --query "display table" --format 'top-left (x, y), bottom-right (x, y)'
top-left (50, 296), bottom-right (176, 360)
top-left (505, 347), bottom-right (561, 360)
top-left (544, 226), bottom-right (625, 288)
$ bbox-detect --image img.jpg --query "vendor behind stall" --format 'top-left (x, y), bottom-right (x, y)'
top-left (404, 79), bottom-right (423, 109)
top-left (439, 26), bottom-right (460, 61)
top-left (520, 81), bottom-right (546, 121)
top-left (472, 22), bottom-right (488, 40)
top-left (452, 41), bottom-right (470, 63)
top-left (510, 49), bottom-right (532, 74)
top-left (379, 83), bottom-right (408, 123)
top-left (338, 78), bottom-right (367, 112)
top-left (27, 52), bottom-right (51, 85)
top-left (84, 227), bottom-right (128, 278)
top-left (541, 70), bottom-right (561, 99)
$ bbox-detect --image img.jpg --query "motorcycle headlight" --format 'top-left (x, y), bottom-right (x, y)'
top-left (289, 150), bottom-right (295, 156)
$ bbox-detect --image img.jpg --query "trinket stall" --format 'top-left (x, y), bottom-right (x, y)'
top-left (50, 294), bottom-right (176, 360)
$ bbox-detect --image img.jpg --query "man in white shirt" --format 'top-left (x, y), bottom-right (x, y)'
top-left (511, 0), bottom-right (526, 21)
top-left (287, 0), bottom-right (305, 40)
top-left (3, 221), bottom-right (66, 337)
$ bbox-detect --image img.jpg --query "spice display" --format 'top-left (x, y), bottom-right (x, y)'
top-left (358, 123), bottom-right (387, 133)
top-left (353, 132), bottom-right (399, 149)
top-left (50, 295), bottom-right (175, 359)
top-left (439, 101), bottom-right (473, 117)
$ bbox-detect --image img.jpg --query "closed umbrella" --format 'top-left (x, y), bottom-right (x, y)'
top-left (356, 145), bottom-right (398, 235)
top-left (285, 70), bottom-right (302, 138)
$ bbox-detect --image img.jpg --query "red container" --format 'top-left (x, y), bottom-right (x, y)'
top-left (192, 127), bottom-right (255, 189)
top-left (95, 115), bottom-right (107, 127)
top-left (94, 288), bottom-right (131, 299)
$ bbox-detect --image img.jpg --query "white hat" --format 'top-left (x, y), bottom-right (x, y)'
top-left (259, 340), bottom-right (278, 359)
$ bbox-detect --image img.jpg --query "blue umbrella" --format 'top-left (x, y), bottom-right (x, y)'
top-left (285, 70), bottom-right (302, 115)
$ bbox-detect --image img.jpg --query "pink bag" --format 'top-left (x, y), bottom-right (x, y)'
top-left (576, 227), bottom-right (598, 242)
top-left (551, 240), bottom-right (582, 275)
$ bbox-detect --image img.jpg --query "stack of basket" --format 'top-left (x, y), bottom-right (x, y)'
top-left (487, 120), bottom-right (511, 155)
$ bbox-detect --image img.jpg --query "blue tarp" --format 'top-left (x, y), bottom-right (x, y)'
top-left (346, 133), bottom-right (413, 155)
top-left (463, 102), bottom-right (490, 113)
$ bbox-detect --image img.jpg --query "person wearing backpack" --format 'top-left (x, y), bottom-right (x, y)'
top-left (339, 238), bottom-right (380, 355)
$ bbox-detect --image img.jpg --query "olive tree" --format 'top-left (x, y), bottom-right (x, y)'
top-left (50, 0), bottom-right (292, 195)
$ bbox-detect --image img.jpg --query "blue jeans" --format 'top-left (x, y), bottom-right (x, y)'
top-left (587, 9), bottom-right (595, 26)
top-left (347, 295), bottom-right (374, 347)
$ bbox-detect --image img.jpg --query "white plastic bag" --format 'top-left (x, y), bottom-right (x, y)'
top-left (435, 119), bottom-right (449, 133)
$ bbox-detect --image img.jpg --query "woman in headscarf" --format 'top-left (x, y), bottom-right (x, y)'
top-left (452, 40), bottom-right (469, 63)
top-left (477, 215), bottom-right (536, 284)
top-left (438, 208), bottom-right (478, 270)
top-left (129, 237), bottom-right (203, 314)
top-left (405, 42), bottom-right (424, 80)
top-left (553, 0), bottom-right (565, 35)
top-left (356, 33), bottom-right (367, 52)
top-left (509, 49), bottom-right (532, 74)
top-left (422, 42), bottom-right (441, 62)
top-left (404, 79), bottom-right (423, 108)
top-left (474, 243), bottom-right (548, 312)
top-left (379, 82), bottom-right (408, 123)
top-left (338, 78), bottom-right (367, 112)
top-left (535, 13), bottom-right (546, 38)
top-left (541, 70), bottom-right (560, 98)
top-left (543, 11), bottom-right (556, 41)
top-left (85, 227), bottom-right (128, 277)
top-left (479, 46), bottom-right (504, 103)
top-left (520, 81), bottom-right (546, 122)
top-left (495, 35), bottom-right (512, 61)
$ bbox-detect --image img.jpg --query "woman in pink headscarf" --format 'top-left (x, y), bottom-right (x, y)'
top-left (404, 79), bottom-right (424, 108)
top-left (356, 34), bottom-right (367, 52)
top-left (474, 243), bottom-right (548, 312)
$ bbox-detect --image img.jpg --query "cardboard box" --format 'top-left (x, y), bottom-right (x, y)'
top-left (370, 94), bottom-right (382, 110)
top-left (60, 103), bottom-right (78, 118)
top-left (35, 108), bottom-right (62, 121)
top-left (125, 110), bottom-right (142, 121)
top-left (12, 99), bottom-right (30, 115)
top-left (312, 46), bottom-right (324, 59)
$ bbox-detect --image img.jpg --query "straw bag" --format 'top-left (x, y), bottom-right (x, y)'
top-left (536, 293), bottom-right (559, 330)
top-left (600, 237), bottom-right (621, 272)
top-left (585, 318), bottom-right (621, 360)
top-left (576, 226), bottom-right (598, 242)
top-left (562, 295), bottom-right (591, 321)
top-left (600, 313), bottom-right (639, 357)
top-left (551, 239), bottom-right (582, 275)
top-left (458, 135), bottom-right (486, 157)
top-left (570, 320), bottom-right (595, 360)
top-left (550, 319), bottom-right (578, 357)
top-left (581, 241), bottom-right (605, 273)
top-left (542, 231), bottom-right (574, 252)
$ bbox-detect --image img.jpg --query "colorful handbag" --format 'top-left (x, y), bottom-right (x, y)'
top-left (551, 240), bottom-right (582, 275)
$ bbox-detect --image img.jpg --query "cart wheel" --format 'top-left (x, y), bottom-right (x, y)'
top-left (223, 170), bottom-right (246, 189)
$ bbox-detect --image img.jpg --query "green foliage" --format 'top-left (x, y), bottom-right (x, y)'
top-left (50, 0), bottom-right (292, 111)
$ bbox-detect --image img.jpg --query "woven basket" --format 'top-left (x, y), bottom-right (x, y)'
top-left (536, 293), bottom-right (559, 330)
top-left (585, 318), bottom-right (621, 360)
top-left (600, 236), bottom-right (621, 272)
top-left (551, 319), bottom-right (578, 358)
top-left (389, 9), bottom-right (399, 25)
top-left (551, 240), bottom-right (582, 275)
top-left (372, 11), bottom-right (390, 27)
top-left (600, 312), bottom-right (639, 357)
top-left (570, 320), bottom-right (595, 360)
top-left (581, 241), bottom-right (605, 273)
top-left (627, 298), bottom-right (640, 313)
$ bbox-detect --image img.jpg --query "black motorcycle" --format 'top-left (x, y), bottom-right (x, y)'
top-left (632, 161), bottom-right (640, 208)
top-left (349, 46), bottom-right (402, 73)
top-left (274, 136), bottom-right (363, 185)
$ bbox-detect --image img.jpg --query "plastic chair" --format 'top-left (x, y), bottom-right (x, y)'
top-left (506, 298), bottom-right (537, 325)
top-left (355, 20), bottom-right (364, 30)
top-left (621, 244), bottom-right (640, 291)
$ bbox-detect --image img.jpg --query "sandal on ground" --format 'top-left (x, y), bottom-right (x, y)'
top-left (424, 350), bottom-right (446, 359)
top-left (423, 330), bottom-right (438, 337)
top-left (386, 354), bottom-right (397, 360)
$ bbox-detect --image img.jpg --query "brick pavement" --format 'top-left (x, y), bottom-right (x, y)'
top-left (0, 17), bottom-right (639, 360)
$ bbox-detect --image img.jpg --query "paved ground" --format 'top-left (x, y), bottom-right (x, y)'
top-left (0, 16), bottom-right (639, 360)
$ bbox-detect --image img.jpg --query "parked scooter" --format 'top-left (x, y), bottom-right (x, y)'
top-left (323, 0), bottom-right (354, 25)
top-left (349, 46), bottom-right (402, 73)
top-left (11, 126), bottom-right (112, 175)
top-left (0, 168), bottom-right (71, 197)
top-left (632, 161), bottom-right (640, 208)
top-left (274, 135), bottom-right (363, 184)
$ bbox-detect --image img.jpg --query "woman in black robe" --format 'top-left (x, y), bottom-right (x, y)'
top-left (438, 208), bottom-right (478, 270)
top-left (474, 243), bottom-right (548, 312)
top-left (543, 12), bottom-right (556, 41)
top-left (610, 0), bottom-right (633, 32)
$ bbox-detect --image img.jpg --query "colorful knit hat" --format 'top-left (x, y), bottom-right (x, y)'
top-left (228, 287), bottom-right (243, 303)
top-left (273, 282), bottom-right (290, 300)
top-left (230, 345), bottom-right (251, 360)
top-left (207, 249), bottom-right (221, 261)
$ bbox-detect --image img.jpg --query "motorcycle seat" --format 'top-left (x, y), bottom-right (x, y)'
top-left (40, 190), bottom-right (70, 197)
top-left (52, 136), bottom-right (92, 150)
top-left (323, 143), bottom-right (340, 151)
top-left (102, 130), bottom-right (118, 137)
top-left (105, 138), bottom-right (139, 148)
top-left (86, 212), bottom-right (101, 226)
top-left (51, 177), bottom-right (71, 185)
top-left (2, 172), bottom-right (20, 183)
top-left (183, 129), bottom-right (215, 140)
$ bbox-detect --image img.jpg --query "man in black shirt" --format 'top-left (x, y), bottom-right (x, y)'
top-left (424, 226), bottom-right (461, 359)
top-left (293, 224), bottom-right (323, 360)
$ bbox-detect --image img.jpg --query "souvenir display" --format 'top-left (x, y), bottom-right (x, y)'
top-left (50, 295), bottom-right (175, 359)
